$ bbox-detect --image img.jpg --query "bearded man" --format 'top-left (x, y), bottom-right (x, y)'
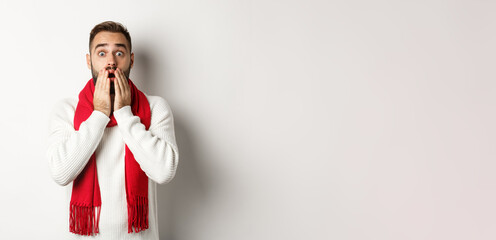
top-left (46, 21), bottom-right (179, 240)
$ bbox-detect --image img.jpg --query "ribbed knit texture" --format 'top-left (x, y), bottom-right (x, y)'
top-left (46, 94), bottom-right (179, 240)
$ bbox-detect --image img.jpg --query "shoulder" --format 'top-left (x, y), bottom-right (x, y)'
top-left (50, 96), bottom-right (78, 117)
top-left (145, 94), bottom-right (174, 114)
top-left (52, 97), bottom-right (78, 112)
top-left (48, 96), bottom-right (78, 126)
top-left (144, 94), bottom-right (176, 125)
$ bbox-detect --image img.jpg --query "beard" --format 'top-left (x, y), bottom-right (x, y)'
top-left (91, 64), bottom-right (131, 95)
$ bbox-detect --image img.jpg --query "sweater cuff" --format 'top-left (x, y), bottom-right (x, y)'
top-left (91, 110), bottom-right (111, 126)
top-left (113, 106), bottom-right (133, 122)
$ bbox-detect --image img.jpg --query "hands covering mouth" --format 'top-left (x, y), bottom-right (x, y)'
top-left (106, 66), bottom-right (117, 80)
top-left (93, 67), bottom-right (131, 116)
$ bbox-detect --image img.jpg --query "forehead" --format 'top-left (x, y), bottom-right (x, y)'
top-left (91, 31), bottom-right (129, 50)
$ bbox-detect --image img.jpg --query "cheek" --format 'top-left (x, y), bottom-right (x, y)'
top-left (91, 60), bottom-right (105, 71)
top-left (119, 59), bottom-right (131, 67)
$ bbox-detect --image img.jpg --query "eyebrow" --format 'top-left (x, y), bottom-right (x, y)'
top-left (94, 43), bottom-right (128, 51)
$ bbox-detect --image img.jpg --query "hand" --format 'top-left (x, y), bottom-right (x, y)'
top-left (93, 69), bottom-right (111, 117)
top-left (114, 68), bottom-right (131, 111)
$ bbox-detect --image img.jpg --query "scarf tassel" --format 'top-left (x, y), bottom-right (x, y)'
top-left (128, 196), bottom-right (149, 233)
top-left (69, 204), bottom-right (101, 236)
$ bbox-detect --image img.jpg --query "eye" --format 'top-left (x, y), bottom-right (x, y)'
top-left (98, 51), bottom-right (105, 57)
top-left (116, 51), bottom-right (124, 57)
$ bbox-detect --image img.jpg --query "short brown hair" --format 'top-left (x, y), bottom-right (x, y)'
top-left (89, 21), bottom-right (132, 53)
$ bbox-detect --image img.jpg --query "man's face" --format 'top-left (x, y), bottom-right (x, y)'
top-left (86, 31), bottom-right (134, 94)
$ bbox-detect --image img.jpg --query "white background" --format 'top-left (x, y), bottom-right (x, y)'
top-left (0, 0), bottom-right (495, 239)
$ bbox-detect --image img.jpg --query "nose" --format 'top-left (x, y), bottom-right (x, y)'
top-left (107, 55), bottom-right (116, 68)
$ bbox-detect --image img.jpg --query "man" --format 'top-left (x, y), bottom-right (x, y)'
top-left (46, 21), bottom-right (179, 239)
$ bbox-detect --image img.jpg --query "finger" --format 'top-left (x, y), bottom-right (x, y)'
top-left (116, 68), bottom-right (126, 94)
top-left (118, 68), bottom-right (129, 93)
top-left (95, 68), bottom-right (103, 89)
top-left (97, 69), bottom-right (107, 90)
top-left (114, 71), bottom-right (121, 97)
top-left (102, 70), bottom-right (109, 89)
top-left (104, 71), bottom-right (110, 93)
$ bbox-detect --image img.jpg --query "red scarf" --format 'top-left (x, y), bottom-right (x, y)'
top-left (70, 79), bottom-right (151, 235)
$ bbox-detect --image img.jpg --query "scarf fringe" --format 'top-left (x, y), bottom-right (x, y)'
top-left (69, 204), bottom-right (101, 236)
top-left (128, 196), bottom-right (149, 233)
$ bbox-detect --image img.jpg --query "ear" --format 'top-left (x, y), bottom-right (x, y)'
top-left (130, 52), bottom-right (134, 69)
top-left (86, 53), bottom-right (91, 70)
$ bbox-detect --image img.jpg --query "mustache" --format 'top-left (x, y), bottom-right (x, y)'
top-left (106, 66), bottom-right (117, 78)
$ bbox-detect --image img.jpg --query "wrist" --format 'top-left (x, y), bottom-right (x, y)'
top-left (95, 108), bottom-right (110, 117)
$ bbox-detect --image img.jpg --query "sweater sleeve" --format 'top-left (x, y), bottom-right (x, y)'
top-left (46, 98), bottom-right (110, 186)
top-left (113, 96), bottom-right (179, 184)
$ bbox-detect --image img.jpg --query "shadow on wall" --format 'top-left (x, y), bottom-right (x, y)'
top-left (133, 45), bottom-right (210, 240)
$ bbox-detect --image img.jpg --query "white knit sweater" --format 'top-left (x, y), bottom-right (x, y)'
top-left (46, 94), bottom-right (179, 240)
